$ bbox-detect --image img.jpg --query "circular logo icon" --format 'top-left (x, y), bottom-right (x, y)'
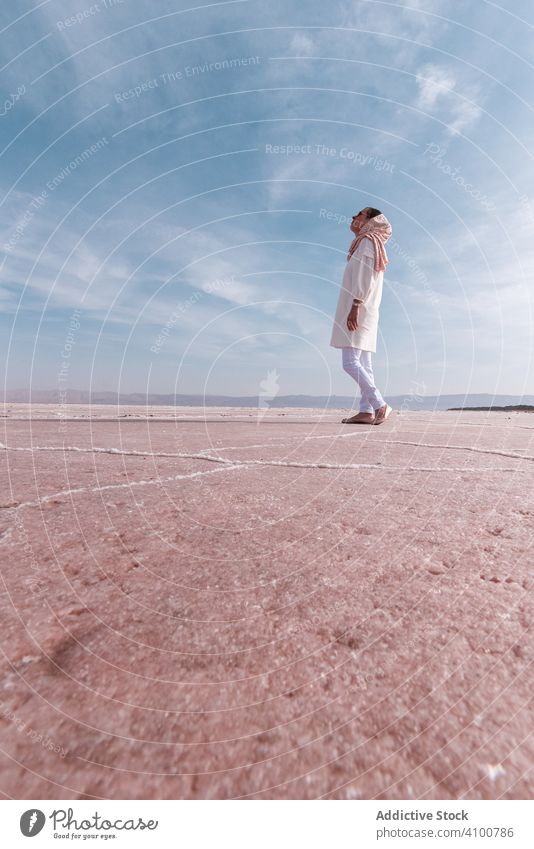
top-left (20, 810), bottom-right (46, 837)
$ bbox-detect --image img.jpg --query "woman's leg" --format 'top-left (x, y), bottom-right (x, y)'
top-left (358, 350), bottom-right (375, 413)
top-left (342, 347), bottom-right (385, 412)
top-left (359, 350), bottom-right (386, 412)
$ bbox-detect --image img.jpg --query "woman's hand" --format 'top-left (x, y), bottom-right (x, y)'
top-left (347, 305), bottom-right (359, 332)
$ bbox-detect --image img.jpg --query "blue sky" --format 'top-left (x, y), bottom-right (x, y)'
top-left (1, 0), bottom-right (533, 399)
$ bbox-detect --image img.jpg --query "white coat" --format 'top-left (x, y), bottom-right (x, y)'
top-left (329, 238), bottom-right (383, 353)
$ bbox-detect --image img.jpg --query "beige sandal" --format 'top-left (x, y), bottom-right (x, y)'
top-left (374, 404), bottom-right (392, 425)
top-left (341, 412), bottom-right (375, 424)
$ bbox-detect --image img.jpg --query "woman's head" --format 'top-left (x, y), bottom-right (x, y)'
top-left (350, 206), bottom-right (382, 233)
top-left (347, 208), bottom-right (392, 271)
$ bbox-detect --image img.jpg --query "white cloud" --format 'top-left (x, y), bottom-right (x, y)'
top-left (446, 100), bottom-right (482, 135)
top-left (415, 63), bottom-right (482, 135)
top-left (289, 33), bottom-right (315, 56)
top-left (416, 64), bottom-right (456, 109)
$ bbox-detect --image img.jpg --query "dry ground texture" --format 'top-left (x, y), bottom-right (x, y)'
top-left (0, 404), bottom-right (533, 800)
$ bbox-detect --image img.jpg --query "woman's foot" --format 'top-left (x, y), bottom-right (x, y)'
top-left (374, 403), bottom-right (392, 425)
top-left (341, 412), bottom-right (375, 424)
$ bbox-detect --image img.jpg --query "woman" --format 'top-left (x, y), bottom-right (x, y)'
top-left (330, 207), bottom-right (393, 425)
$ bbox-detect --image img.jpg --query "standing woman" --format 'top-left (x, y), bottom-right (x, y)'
top-left (330, 207), bottom-right (393, 425)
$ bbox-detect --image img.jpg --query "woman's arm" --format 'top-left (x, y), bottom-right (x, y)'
top-left (347, 302), bottom-right (360, 332)
top-left (346, 249), bottom-right (375, 331)
top-left (348, 252), bottom-right (375, 304)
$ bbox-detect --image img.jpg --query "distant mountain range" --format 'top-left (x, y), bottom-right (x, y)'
top-left (2, 389), bottom-right (534, 411)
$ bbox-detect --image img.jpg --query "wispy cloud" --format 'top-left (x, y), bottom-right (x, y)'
top-left (415, 63), bottom-right (482, 135)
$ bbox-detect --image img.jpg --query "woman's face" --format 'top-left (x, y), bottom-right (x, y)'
top-left (350, 209), bottom-right (369, 234)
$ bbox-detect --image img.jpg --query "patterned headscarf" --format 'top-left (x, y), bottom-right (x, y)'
top-left (347, 212), bottom-right (392, 273)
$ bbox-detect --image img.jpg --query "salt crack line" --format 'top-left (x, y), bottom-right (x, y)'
top-left (188, 457), bottom-right (528, 473)
top-left (2, 442), bottom-right (518, 474)
top-left (1, 463), bottom-right (246, 513)
top-left (1, 438), bottom-right (527, 515)
top-left (0, 441), bottom-right (218, 461)
top-left (378, 439), bottom-right (534, 463)
top-left (196, 429), bottom-right (370, 454)
top-left (0, 458), bottom-right (527, 517)
top-left (1, 438), bottom-right (532, 464)
top-left (182, 426), bottom-right (531, 455)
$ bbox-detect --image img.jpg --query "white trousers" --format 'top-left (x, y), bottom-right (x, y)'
top-left (342, 347), bottom-right (386, 413)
